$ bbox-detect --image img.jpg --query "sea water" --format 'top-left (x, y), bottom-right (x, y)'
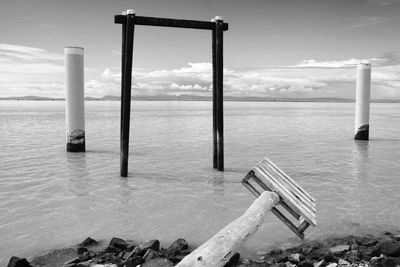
top-left (0, 100), bottom-right (399, 264)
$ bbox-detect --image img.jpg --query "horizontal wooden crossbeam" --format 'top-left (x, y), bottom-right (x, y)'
top-left (114, 15), bottom-right (229, 31)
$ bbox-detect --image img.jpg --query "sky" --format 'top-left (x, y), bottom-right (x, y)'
top-left (0, 0), bottom-right (400, 99)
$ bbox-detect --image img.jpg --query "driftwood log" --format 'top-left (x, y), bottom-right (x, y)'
top-left (176, 191), bottom-right (280, 267)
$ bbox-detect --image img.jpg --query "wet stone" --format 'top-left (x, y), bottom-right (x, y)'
top-left (124, 256), bottom-right (143, 267)
top-left (167, 238), bottom-right (188, 256)
top-left (324, 254), bottom-right (339, 264)
top-left (329, 245), bottom-right (350, 256)
top-left (109, 237), bottom-right (128, 251)
top-left (7, 257), bottom-right (33, 267)
top-left (143, 249), bottom-right (160, 262)
top-left (314, 259), bottom-right (327, 267)
top-left (79, 237), bottom-right (97, 247)
top-left (77, 247), bottom-right (89, 255)
top-left (141, 257), bottom-right (174, 267)
top-left (344, 250), bottom-right (362, 263)
top-left (372, 240), bottom-right (400, 257)
top-left (140, 240), bottom-right (161, 252)
top-left (298, 260), bottom-right (314, 267)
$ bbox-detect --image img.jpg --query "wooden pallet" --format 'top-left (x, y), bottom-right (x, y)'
top-left (242, 157), bottom-right (317, 239)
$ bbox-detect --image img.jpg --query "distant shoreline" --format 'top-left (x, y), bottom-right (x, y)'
top-left (1, 96), bottom-right (400, 103)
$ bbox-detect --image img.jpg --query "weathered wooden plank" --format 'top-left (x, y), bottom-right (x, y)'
top-left (262, 158), bottom-right (316, 202)
top-left (255, 166), bottom-right (316, 225)
top-left (254, 167), bottom-right (317, 226)
top-left (261, 160), bottom-right (316, 207)
top-left (247, 173), bottom-right (301, 220)
top-left (114, 15), bottom-right (229, 31)
top-left (271, 207), bottom-right (304, 239)
top-left (260, 162), bottom-right (316, 212)
top-left (176, 191), bottom-right (280, 267)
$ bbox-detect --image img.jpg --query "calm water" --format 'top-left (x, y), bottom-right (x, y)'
top-left (0, 100), bottom-right (400, 264)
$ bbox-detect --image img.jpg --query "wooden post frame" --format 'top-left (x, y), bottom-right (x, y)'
top-left (115, 11), bottom-right (228, 177)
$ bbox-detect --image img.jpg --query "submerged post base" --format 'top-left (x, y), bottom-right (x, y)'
top-left (67, 142), bottom-right (85, 152)
top-left (66, 129), bottom-right (85, 152)
top-left (354, 124), bottom-right (369, 140)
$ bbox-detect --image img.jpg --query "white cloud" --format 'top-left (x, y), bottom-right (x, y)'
top-left (2, 44), bottom-right (400, 100)
top-left (346, 16), bottom-right (388, 29)
top-left (0, 44), bottom-right (64, 97)
top-left (96, 54), bottom-right (400, 99)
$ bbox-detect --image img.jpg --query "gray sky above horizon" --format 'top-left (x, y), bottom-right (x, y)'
top-left (1, 0), bottom-right (400, 99)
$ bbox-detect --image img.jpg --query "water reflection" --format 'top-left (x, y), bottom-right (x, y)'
top-left (66, 153), bottom-right (90, 196)
top-left (348, 141), bottom-right (369, 226)
top-left (208, 171), bottom-right (228, 223)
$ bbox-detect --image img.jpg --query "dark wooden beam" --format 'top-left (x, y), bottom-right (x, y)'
top-left (120, 13), bottom-right (135, 177)
top-left (215, 19), bottom-right (224, 171)
top-left (115, 15), bottom-right (229, 31)
top-left (120, 22), bottom-right (126, 139)
top-left (212, 26), bottom-right (217, 169)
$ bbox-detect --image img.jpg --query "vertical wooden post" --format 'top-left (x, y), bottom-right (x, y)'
top-left (212, 19), bottom-right (217, 169)
top-left (215, 17), bottom-right (224, 171)
top-left (354, 61), bottom-right (371, 141)
top-left (65, 46), bottom-right (85, 152)
top-left (120, 11), bottom-right (127, 136)
top-left (120, 9), bottom-right (135, 177)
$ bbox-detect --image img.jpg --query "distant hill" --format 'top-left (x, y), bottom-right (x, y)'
top-left (1, 95), bottom-right (400, 103)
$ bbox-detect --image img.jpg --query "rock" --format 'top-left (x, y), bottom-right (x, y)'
top-left (370, 256), bottom-right (383, 267)
top-left (314, 259), bottom-right (327, 267)
top-left (124, 256), bottom-right (143, 267)
top-left (143, 249), bottom-right (160, 262)
top-left (370, 240), bottom-right (400, 257)
top-left (326, 263), bottom-right (337, 267)
top-left (90, 264), bottom-right (118, 267)
top-left (79, 237), bottom-right (98, 247)
top-left (224, 253), bottom-right (240, 267)
top-left (76, 261), bottom-right (91, 267)
top-left (374, 257), bottom-right (400, 267)
top-left (79, 252), bottom-right (91, 262)
top-left (324, 254), bottom-right (339, 264)
top-left (167, 238), bottom-right (188, 256)
top-left (141, 258), bottom-right (174, 267)
top-left (123, 246), bottom-right (143, 261)
top-left (289, 253), bottom-right (304, 263)
top-left (7, 257), bottom-right (33, 267)
top-left (64, 257), bottom-right (81, 265)
top-left (30, 248), bottom-right (76, 267)
top-left (77, 247), bottom-right (89, 255)
top-left (309, 248), bottom-right (330, 260)
top-left (104, 246), bottom-right (120, 254)
top-left (298, 260), bottom-right (314, 267)
top-left (344, 250), bottom-right (362, 263)
top-left (392, 235), bottom-right (400, 242)
top-left (140, 240), bottom-right (161, 252)
top-left (270, 249), bottom-right (284, 256)
top-left (285, 262), bottom-right (296, 267)
top-left (276, 254), bottom-right (289, 263)
top-left (338, 259), bottom-right (350, 267)
top-left (329, 245), bottom-right (350, 256)
top-left (109, 237), bottom-right (128, 250)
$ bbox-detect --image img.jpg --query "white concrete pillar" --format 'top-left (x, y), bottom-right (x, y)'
top-left (354, 61), bottom-right (371, 140)
top-left (65, 46), bottom-right (85, 152)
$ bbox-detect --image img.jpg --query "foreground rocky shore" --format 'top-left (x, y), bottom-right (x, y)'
top-left (7, 231), bottom-right (400, 267)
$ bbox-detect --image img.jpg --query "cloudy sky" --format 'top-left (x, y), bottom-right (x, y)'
top-left (1, 0), bottom-right (400, 99)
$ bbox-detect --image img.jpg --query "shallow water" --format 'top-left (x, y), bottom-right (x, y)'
top-left (0, 100), bottom-right (399, 264)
